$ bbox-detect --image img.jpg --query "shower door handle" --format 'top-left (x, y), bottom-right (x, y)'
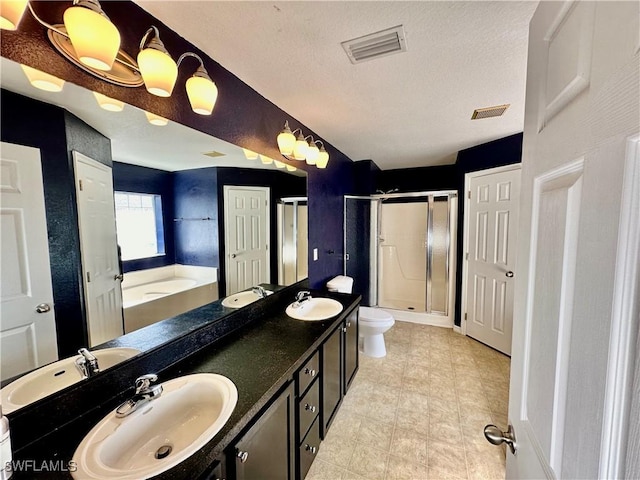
top-left (505, 271), bottom-right (514, 278)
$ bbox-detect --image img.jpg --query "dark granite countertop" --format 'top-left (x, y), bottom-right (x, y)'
top-left (9, 289), bottom-right (360, 480)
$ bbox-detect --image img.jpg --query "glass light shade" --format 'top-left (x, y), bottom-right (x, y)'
top-left (93, 92), bottom-right (124, 112)
top-left (20, 65), bottom-right (65, 92)
top-left (274, 160), bottom-right (286, 169)
top-left (293, 136), bottom-right (308, 161)
top-left (137, 47), bottom-right (178, 97)
top-left (242, 148), bottom-right (258, 160)
top-left (0, 0), bottom-right (28, 30)
top-left (316, 150), bottom-right (329, 169)
top-left (306, 144), bottom-right (319, 165)
top-left (64, 6), bottom-right (121, 71)
top-left (186, 75), bottom-right (218, 115)
top-left (144, 111), bottom-right (168, 126)
top-left (259, 155), bottom-right (273, 165)
top-left (277, 129), bottom-right (295, 156)
top-left (285, 164), bottom-right (297, 172)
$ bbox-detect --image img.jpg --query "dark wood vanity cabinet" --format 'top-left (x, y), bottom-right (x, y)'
top-left (231, 382), bottom-right (295, 480)
top-left (321, 307), bottom-right (359, 437)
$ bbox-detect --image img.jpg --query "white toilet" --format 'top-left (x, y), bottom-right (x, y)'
top-left (327, 275), bottom-right (395, 358)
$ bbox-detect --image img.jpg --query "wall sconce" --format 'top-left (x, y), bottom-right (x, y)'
top-left (93, 91), bottom-right (124, 111)
top-left (276, 120), bottom-right (330, 168)
top-left (2, 0), bottom-right (219, 116)
top-left (145, 111), bottom-right (168, 126)
top-left (20, 64), bottom-right (65, 92)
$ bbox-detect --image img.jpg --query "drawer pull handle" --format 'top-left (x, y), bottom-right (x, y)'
top-left (305, 444), bottom-right (318, 455)
top-left (304, 368), bottom-right (316, 377)
top-left (237, 451), bottom-right (249, 463)
top-left (304, 403), bottom-right (317, 413)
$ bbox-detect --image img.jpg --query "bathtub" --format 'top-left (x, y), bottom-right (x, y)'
top-left (121, 265), bottom-right (218, 333)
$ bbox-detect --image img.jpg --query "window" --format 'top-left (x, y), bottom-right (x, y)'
top-left (114, 192), bottom-right (165, 261)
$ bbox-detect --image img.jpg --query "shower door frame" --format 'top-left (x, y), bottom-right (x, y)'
top-left (277, 197), bottom-right (308, 285)
top-left (344, 190), bottom-right (457, 319)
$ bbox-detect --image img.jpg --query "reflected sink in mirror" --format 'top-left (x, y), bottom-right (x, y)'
top-left (1, 348), bottom-right (140, 414)
top-left (285, 297), bottom-right (343, 321)
top-left (221, 289), bottom-right (273, 309)
top-left (72, 373), bottom-right (238, 480)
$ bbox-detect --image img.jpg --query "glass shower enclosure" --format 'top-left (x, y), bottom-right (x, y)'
top-left (344, 191), bottom-right (457, 324)
top-left (277, 197), bottom-right (308, 286)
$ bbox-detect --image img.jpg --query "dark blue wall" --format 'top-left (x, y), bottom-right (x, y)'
top-left (112, 162), bottom-right (175, 272)
top-left (1, 90), bottom-right (112, 357)
top-left (174, 168), bottom-right (219, 268)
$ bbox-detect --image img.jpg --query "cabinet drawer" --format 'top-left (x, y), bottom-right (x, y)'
top-left (299, 416), bottom-right (321, 480)
top-left (298, 376), bottom-right (320, 441)
top-left (297, 351), bottom-right (319, 396)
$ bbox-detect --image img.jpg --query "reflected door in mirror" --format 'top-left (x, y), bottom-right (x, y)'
top-left (1, 142), bottom-right (58, 381)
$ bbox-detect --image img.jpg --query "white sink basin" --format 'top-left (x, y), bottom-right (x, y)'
top-left (221, 289), bottom-right (272, 308)
top-left (286, 297), bottom-right (344, 321)
top-left (72, 373), bottom-right (238, 480)
top-left (1, 347), bottom-right (140, 413)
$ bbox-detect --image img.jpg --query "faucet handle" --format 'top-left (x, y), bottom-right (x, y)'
top-left (135, 374), bottom-right (158, 394)
top-left (296, 290), bottom-right (311, 301)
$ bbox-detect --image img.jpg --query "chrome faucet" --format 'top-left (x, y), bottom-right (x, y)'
top-left (75, 348), bottom-right (100, 378)
top-left (252, 285), bottom-right (268, 298)
top-left (292, 290), bottom-right (312, 308)
top-left (115, 374), bottom-right (163, 418)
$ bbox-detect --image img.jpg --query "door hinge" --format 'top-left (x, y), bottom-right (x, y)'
top-left (86, 271), bottom-right (91, 283)
top-left (465, 252), bottom-right (469, 260)
top-left (467, 190), bottom-right (471, 199)
top-left (344, 253), bottom-right (350, 261)
top-left (79, 179), bottom-right (83, 191)
top-left (464, 312), bottom-right (467, 320)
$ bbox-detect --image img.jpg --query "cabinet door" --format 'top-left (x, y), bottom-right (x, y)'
top-left (234, 382), bottom-right (295, 480)
top-left (343, 309), bottom-right (359, 393)
top-left (321, 324), bottom-right (342, 437)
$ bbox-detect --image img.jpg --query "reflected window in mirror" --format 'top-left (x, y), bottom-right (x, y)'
top-left (114, 192), bottom-right (166, 260)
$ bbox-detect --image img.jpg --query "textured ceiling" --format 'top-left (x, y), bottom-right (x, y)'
top-left (137, 1), bottom-right (538, 169)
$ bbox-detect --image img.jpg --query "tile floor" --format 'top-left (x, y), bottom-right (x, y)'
top-left (305, 320), bottom-right (511, 480)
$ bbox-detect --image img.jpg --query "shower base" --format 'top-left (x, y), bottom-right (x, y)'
top-left (380, 307), bottom-right (452, 328)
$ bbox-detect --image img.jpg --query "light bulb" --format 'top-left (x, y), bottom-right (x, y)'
top-left (293, 133), bottom-right (308, 161)
top-left (286, 164), bottom-right (297, 172)
top-left (20, 65), bottom-right (65, 92)
top-left (145, 111), bottom-right (168, 126)
top-left (242, 148), bottom-right (258, 160)
top-left (138, 47), bottom-right (178, 97)
top-left (259, 155), bottom-right (273, 165)
top-left (277, 121), bottom-right (295, 156)
top-left (186, 70), bottom-right (218, 115)
top-left (64, 4), bottom-right (121, 71)
top-left (317, 147), bottom-right (329, 168)
top-left (274, 160), bottom-right (286, 169)
top-left (93, 92), bottom-right (124, 112)
top-left (306, 143), bottom-right (319, 165)
top-left (0, 0), bottom-right (28, 30)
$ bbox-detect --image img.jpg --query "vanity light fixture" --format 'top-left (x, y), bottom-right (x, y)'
top-left (93, 91), bottom-right (124, 111)
top-left (20, 64), bottom-right (65, 92)
top-left (274, 160), bottom-right (286, 169)
top-left (1, 1), bottom-right (219, 116)
top-left (285, 164), bottom-right (297, 172)
top-left (259, 154), bottom-right (273, 165)
top-left (242, 148), bottom-right (258, 160)
top-left (276, 120), bottom-right (330, 168)
top-left (144, 111), bottom-right (168, 126)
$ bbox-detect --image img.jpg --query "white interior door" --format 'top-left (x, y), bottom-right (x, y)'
top-left (73, 152), bottom-right (123, 347)
top-left (465, 167), bottom-right (521, 355)
top-left (504, 2), bottom-right (639, 478)
top-left (224, 186), bottom-right (270, 295)
top-left (0, 142), bottom-right (58, 380)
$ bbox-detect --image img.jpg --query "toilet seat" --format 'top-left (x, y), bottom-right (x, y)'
top-left (359, 306), bottom-right (394, 324)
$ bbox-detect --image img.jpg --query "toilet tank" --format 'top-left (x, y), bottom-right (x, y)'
top-left (326, 275), bottom-right (354, 294)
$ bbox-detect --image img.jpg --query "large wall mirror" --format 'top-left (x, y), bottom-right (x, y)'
top-left (0, 56), bottom-right (307, 408)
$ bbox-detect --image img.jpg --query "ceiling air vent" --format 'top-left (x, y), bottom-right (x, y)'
top-left (341, 25), bottom-right (407, 64)
top-left (471, 104), bottom-right (510, 120)
top-left (202, 151), bottom-right (225, 158)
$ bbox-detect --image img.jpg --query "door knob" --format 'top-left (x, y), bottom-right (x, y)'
top-left (236, 450), bottom-right (248, 463)
top-left (35, 303), bottom-right (51, 313)
top-left (231, 253), bottom-right (237, 258)
top-left (114, 273), bottom-right (123, 281)
top-left (505, 271), bottom-right (514, 278)
top-left (484, 424), bottom-right (517, 454)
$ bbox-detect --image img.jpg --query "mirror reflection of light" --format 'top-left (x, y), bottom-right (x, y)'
top-left (20, 64), bottom-right (65, 92)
